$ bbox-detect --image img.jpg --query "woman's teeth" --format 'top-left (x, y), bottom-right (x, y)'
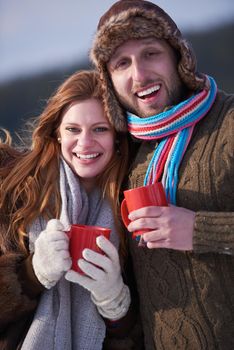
top-left (76, 153), bottom-right (100, 159)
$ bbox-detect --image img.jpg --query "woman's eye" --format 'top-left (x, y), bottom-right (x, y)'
top-left (65, 127), bottom-right (80, 133)
top-left (94, 127), bottom-right (109, 132)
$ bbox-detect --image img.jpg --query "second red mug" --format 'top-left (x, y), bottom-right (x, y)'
top-left (121, 182), bottom-right (168, 239)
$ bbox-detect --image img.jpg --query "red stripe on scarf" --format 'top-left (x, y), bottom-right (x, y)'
top-left (128, 89), bottom-right (208, 134)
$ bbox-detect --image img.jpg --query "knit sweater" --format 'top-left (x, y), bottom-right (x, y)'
top-left (127, 90), bottom-right (234, 349)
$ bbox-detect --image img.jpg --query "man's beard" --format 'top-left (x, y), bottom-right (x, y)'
top-left (115, 76), bottom-right (187, 118)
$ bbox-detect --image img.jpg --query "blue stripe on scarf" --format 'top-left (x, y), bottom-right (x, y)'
top-left (127, 76), bottom-right (217, 204)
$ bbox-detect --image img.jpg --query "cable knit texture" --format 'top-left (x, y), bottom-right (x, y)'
top-left (127, 91), bottom-right (234, 349)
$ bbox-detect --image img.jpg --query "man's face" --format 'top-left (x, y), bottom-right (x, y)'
top-left (107, 37), bottom-right (185, 117)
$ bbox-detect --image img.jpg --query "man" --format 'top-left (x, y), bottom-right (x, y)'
top-left (90, 1), bottom-right (234, 349)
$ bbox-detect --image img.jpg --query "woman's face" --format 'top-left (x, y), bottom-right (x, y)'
top-left (59, 98), bottom-right (115, 191)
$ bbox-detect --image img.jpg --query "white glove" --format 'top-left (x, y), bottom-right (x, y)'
top-left (65, 236), bottom-right (131, 320)
top-left (32, 219), bottom-right (72, 289)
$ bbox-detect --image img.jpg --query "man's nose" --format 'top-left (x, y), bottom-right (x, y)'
top-left (131, 59), bottom-right (146, 82)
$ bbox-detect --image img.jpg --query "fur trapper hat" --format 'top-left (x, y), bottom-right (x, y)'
top-left (90, 0), bottom-right (206, 132)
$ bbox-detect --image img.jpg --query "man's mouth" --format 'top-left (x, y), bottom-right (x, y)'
top-left (75, 152), bottom-right (100, 160)
top-left (136, 84), bottom-right (160, 99)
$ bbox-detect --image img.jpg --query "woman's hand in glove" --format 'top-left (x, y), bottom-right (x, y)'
top-left (32, 219), bottom-right (72, 289)
top-left (65, 236), bottom-right (130, 320)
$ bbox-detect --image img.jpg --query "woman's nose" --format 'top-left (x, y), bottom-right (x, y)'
top-left (77, 131), bottom-right (94, 146)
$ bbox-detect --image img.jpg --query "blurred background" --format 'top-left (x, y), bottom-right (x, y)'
top-left (1, 0), bottom-right (234, 140)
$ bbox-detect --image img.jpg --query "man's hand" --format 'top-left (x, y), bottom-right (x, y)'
top-left (128, 205), bottom-right (195, 251)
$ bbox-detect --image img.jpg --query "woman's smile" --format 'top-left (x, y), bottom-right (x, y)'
top-left (59, 98), bottom-right (115, 191)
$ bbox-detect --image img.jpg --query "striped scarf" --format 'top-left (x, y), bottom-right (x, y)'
top-left (127, 75), bottom-right (217, 204)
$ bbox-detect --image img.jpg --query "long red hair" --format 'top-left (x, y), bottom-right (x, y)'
top-left (0, 70), bottom-right (129, 255)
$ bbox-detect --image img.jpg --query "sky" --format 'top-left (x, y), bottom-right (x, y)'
top-left (1, 0), bottom-right (234, 83)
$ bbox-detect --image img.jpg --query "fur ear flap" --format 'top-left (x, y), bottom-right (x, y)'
top-left (100, 68), bottom-right (127, 133)
top-left (90, 0), bottom-right (206, 98)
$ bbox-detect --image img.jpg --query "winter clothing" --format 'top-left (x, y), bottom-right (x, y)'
top-left (32, 219), bottom-right (71, 289)
top-left (65, 237), bottom-right (131, 321)
top-left (0, 158), bottom-right (143, 349)
top-left (22, 159), bottom-right (121, 350)
top-left (0, 253), bottom-right (44, 349)
top-left (127, 75), bottom-right (217, 203)
top-left (0, 148), bottom-right (45, 350)
top-left (127, 90), bottom-right (234, 349)
top-left (90, 2), bottom-right (234, 347)
top-left (90, 0), bottom-right (207, 133)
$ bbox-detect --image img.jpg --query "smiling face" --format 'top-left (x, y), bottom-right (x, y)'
top-left (107, 37), bottom-right (185, 117)
top-left (59, 98), bottom-right (115, 191)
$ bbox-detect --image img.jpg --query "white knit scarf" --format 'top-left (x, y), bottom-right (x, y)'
top-left (21, 159), bottom-right (119, 350)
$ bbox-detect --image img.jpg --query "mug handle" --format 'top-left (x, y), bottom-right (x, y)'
top-left (121, 198), bottom-right (131, 228)
top-left (121, 199), bottom-right (147, 244)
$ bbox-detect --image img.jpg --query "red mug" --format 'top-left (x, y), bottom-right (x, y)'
top-left (66, 224), bottom-right (111, 274)
top-left (121, 182), bottom-right (167, 239)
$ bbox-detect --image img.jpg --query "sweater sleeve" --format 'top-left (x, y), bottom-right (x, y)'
top-left (103, 312), bottom-right (144, 350)
top-left (0, 252), bottom-right (45, 330)
top-left (191, 94), bottom-right (234, 255)
top-left (193, 212), bottom-right (234, 254)
top-left (103, 252), bottom-right (145, 349)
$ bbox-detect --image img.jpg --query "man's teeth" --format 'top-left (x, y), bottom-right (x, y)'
top-left (76, 153), bottom-right (99, 159)
top-left (137, 85), bottom-right (160, 97)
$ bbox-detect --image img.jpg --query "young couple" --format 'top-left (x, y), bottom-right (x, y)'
top-left (1, 1), bottom-right (233, 349)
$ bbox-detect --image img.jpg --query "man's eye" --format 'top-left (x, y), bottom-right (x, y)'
top-left (146, 51), bottom-right (157, 57)
top-left (115, 59), bottom-right (129, 70)
top-left (145, 50), bottom-right (162, 59)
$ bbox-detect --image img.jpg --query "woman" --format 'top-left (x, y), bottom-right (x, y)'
top-left (0, 70), bottom-right (142, 349)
